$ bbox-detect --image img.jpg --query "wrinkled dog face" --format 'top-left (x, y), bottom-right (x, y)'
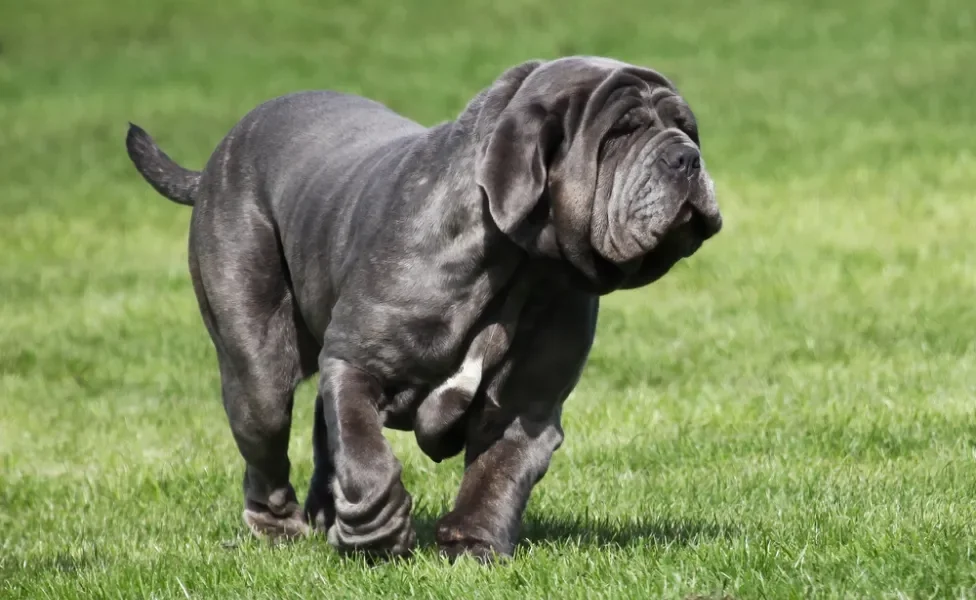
top-left (476, 56), bottom-right (722, 293)
top-left (596, 79), bottom-right (722, 280)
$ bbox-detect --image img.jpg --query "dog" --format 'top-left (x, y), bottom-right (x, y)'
top-left (125, 55), bottom-right (722, 562)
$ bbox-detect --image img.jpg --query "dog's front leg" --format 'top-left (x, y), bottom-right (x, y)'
top-left (435, 405), bottom-right (564, 562)
top-left (313, 356), bottom-right (416, 557)
top-left (434, 290), bottom-right (596, 562)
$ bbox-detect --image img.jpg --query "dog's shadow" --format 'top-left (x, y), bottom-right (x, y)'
top-left (518, 513), bottom-right (732, 550)
top-left (411, 507), bottom-right (733, 552)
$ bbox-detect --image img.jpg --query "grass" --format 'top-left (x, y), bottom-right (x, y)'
top-left (1, 0), bottom-right (975, 597)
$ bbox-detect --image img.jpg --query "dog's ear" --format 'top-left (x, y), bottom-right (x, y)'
top-left (476, 102), bottom-right (560, 238)
top-left (473, 60), bottom-right (563, 247)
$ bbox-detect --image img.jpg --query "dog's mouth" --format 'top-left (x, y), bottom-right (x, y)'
top-left (675, 203), bottom-right (693, 223)
top-left (632, 192), bottom-right (717, 260)
top-left (566, 209), bottom-right (713, 294)
top-left (669, 172), bottom-right (722, 249)
top-left (671, 204), bottom-right (716, 256)
top-left (569, 151), bottom-right (721, 294)
top-left (607, 198), bottom-right (720, 291)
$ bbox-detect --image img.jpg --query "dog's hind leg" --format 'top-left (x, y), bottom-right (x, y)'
top-left (188, 199), bottom-right (320, 542)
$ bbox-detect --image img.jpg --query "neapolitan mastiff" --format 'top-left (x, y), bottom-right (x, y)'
top-left (125, 56), bottom-right (722, 561)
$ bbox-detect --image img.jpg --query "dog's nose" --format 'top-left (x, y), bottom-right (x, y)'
top-left (662, 145), bottom-right (701, 176)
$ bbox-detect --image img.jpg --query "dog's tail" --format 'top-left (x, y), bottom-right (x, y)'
top-left (125, 123), bottom-right (201, 206)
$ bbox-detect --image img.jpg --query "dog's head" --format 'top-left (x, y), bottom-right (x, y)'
top-left (474, 56), bottom-right (722, 294)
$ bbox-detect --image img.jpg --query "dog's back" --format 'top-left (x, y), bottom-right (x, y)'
top-left (126, 90), bottom-right (425, 210)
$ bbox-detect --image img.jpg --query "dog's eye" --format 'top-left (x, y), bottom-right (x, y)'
top-left (675, 116), bottom-right (700, 147)
top-left (607, 111), bottom-right (644, 138)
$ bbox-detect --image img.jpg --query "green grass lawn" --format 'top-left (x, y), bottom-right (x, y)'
top-left (2, 0), bottom-right (975, 597)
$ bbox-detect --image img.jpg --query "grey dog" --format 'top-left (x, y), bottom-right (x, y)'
top-left (125, 56), bottom-right (722, 561)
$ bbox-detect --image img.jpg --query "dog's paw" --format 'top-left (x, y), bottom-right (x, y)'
top-left (435, 515), bottom-right (510, 565)
top-left (327, 519), bottom-right (416, 560)
top-left (438, 540), bottom-right (503, 565)
top-left (243, 502), bottom-right (309, 542)
top-left (327, 482), bottom-right (416, 559)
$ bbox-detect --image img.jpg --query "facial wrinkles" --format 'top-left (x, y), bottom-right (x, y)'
top-left (608, 154), bottom-right (630, 256)
top-left (552, 80), bottom-right (637, 274)
top-left (612, 142), bottom-right (648, 257)
top-left (585, 79), bottom-right (700, 265)
top-left (592, 148), bottom-right (630, 262)
top-left (618, 130), bottom-right (695, 255)
top-left (596, 135), bottom-right (652, 262)
top-left (649, 87), bottom-right (677, 108)
top-left (624, 139), bottom-right (664, 236)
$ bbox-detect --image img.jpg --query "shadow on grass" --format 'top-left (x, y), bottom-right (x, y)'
top-left (518, 513), bottom-right (733, 550)
top-left (410, 505), bottom-right (733, 552)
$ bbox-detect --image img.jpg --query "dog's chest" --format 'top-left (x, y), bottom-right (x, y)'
top-left (377, 342), bottom-right (487, 432)
top-left (376, 277), bottom-right (533, 433)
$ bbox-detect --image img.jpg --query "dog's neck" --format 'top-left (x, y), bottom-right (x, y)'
top-left (385, 92), bottom-right (585, 298)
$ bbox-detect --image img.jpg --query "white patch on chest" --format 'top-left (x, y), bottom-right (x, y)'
top-left (413, 275), bottom-right (533, 460)
top-left (435, 353), bottom-right (484, 398)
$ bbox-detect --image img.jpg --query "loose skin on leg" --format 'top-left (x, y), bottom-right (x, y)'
top-left (315, 356), bottom-right (416, 556)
